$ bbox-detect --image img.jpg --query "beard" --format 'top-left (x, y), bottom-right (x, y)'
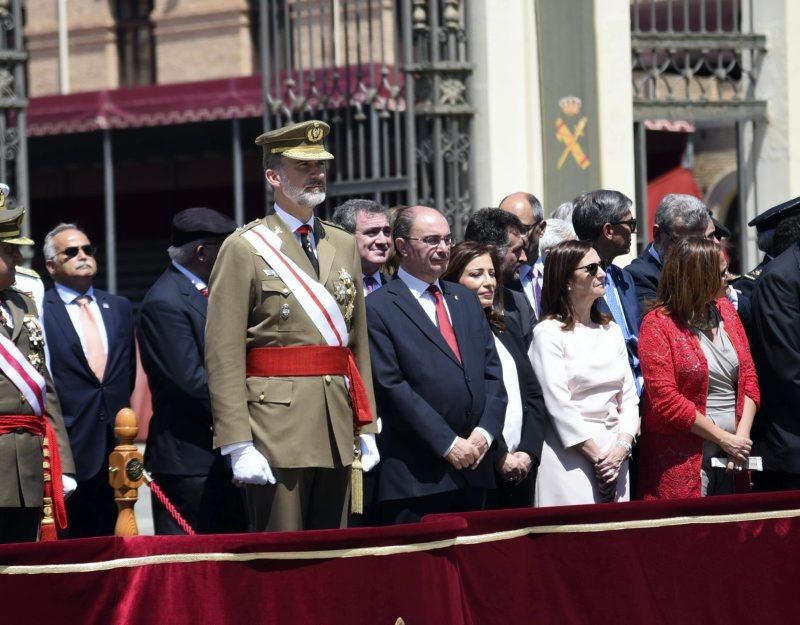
top-left (282, 175), bottom-right (326, 208)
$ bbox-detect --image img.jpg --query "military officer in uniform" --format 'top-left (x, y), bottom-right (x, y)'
top-left (0, 207), bottom-right (75, 543)
top-left (205, 120), bottom-right (378, 532)
top-left (730, 196), bottom-right (800, 331)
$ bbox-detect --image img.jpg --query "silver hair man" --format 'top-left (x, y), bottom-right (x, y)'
top-left (538, 218), bottom-right (577, 259)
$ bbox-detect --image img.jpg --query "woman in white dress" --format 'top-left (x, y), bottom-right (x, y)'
top-left (530, 240), bottom-right (639, 506)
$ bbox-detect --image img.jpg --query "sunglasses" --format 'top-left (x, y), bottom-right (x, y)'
top-left (57, 244), bottom-right (96, 260)
top-left (576, 262), bottom-right (602, 277)
top-left (609, 218), bottom-right (637, 233)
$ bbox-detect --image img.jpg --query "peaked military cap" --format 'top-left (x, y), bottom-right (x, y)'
top-left (748, 196), bottom-right (800, 232)
top-left (255, 120), bottom-right (334, 161)
top-left (171, 207), bottom-right (237, 247)
top-left (0, 183), bottom-right (32, 246)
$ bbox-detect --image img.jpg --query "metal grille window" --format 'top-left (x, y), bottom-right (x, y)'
top-left (114, 0), bottom-right (156, 87)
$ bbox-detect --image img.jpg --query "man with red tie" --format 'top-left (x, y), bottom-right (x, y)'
top-left (138, 207), bottom-right (246, 535)
top-left (366, 206), bottom-right (507, 524)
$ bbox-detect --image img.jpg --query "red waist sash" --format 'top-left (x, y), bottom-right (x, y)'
top-left (246, 346), bottom-right (373, 427)
top-left (0, 415), bottom-right (67, 536)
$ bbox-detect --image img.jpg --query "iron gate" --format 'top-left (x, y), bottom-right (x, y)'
top-left (254, 0), bottom-right (474, 235)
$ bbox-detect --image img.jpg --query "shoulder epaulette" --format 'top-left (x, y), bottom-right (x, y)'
top-left (234, 219), bottom-right (262, 235)
top-left (744, 267), bottom-right (762, 281)
top-left (15, 266), bottom-right (41, 279)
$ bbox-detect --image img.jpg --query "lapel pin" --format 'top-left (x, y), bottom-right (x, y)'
top-left (454, 295), bottom-right (459, 300)
top-left (102, 302), bottom-right (110, 309)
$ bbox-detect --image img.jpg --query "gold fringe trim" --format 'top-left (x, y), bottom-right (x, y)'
top-left (4, 506), bottom-right (800, 576)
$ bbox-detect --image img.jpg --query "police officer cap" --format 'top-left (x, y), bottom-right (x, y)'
top-left (255, 120), bottom-right (334, 162)
top-left (171, 207), bottom-right (237, 247)
top-left (748, 196), bottom-right (800, 232)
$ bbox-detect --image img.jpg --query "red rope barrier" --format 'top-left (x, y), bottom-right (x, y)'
top-left (143, 470), bottom-right (196, 536)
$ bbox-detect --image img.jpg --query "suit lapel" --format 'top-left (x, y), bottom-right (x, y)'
top-left (441, 282), bottom-right (467, 367)
top-left (7, 295), bottom-right (25, 342)
top-left (389, 278), bottom-right (462, 367)
top-left (265, 214), bottom-right (319, 280)
top-left (45, 289), bottom-right (89, 369)
top-left (316, 222), bottom-right (335, 285)
top-left (171, 266), bottom-right (207, 319)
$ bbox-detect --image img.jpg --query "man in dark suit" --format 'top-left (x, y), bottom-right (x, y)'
top-left (138, 207), bottom-right (247, 534)
top-left (749, 239), bottom-right (800, 492)
top-left (42, 223), bottom-right (135, 537)
top-left (331, 199), bottom-right (392, 295)
top-left (500, 192), bottom-right (546, 322)
top-left (464, 208), bottom-right (535, 347)
top-left (368, 206), bottom-right (507, 524)
top-left (624, 193), bottom-right (711, 312)
top-left (572, 190), bottom-right (643, 394)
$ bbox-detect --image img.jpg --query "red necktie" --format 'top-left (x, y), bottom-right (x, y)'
top-left (296, 224), bottom-right (320, 276)
top-left (427, 284), bottom-right (461, 363)
top-left (200, 287), bottom-right (209, 298)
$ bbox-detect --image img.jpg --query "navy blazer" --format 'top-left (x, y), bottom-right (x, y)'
top-left (503, 286), bottom-right (535, 348)
top-left (623, 244), bottom-right (662, 313)
top-left (367, 277), bottom-right (507, 502)
top-left (138, 265), bottom-right (228, 477)
top-left (43, 286), bottom-right (135, 481)
top-left (597, 263), bottom-right (642, 379)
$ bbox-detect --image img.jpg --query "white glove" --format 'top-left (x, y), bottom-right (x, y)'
top-left (359, 433), bottom-right (380, 473)
top-left (229, 443), bottom-right (276, 486)
top-left (62, 474), bottom-right (77, 499)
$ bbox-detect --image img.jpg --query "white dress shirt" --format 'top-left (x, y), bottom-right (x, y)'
top-left (396, 267), bottom-right (493, 454)
top-left (519, 261), bottom-right (544, 318)
top-left (494, 336), bottom-right (523, 453)
top-left (53, 283), bottom-right (109, 359)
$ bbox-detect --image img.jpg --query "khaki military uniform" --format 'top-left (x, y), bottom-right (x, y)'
top-left (205, 212), bottom-right (376, 530)
top-left (0, 290), bottom-right (75, 507)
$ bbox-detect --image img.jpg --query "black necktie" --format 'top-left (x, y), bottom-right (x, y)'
top-left (296, 224), bottom-right (319, 277)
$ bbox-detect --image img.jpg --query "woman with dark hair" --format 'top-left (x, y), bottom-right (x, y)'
top-left (530, 240), bottom-right (639, 506)
top-left (638, 237), bottom-right (759, 499)
top-left (442, 242), bottom-right (546, 508)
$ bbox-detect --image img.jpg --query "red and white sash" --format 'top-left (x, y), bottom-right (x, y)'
top-left (0, 332), bottom-right (46, 416)
top-left (242, 224), bottom-right (350, 347)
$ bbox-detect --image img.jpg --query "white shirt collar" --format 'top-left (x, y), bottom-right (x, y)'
top-left (171, 260), bottom-right (207, 291)
top-left (274, 203), bottom-right (315, 234)
top-left (518, 263), bottom-right (533, 282)
top-left (55, 282), bottom-right (96, 305)
top-left (397, 267), bottom-right (440, 299)
top-left (533, 257), bottom-right (545, 276)
top-left (363, 270), bottom-right (382, 284)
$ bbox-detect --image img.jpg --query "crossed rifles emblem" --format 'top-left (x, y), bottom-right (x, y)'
top-left (555, 96), bottom-right (591, 170)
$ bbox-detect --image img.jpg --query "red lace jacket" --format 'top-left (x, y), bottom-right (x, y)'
top-left (637, 297), bottom-right (760, 499)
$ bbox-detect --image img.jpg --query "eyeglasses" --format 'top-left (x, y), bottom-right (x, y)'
top-left (609, 218), bottom-right (638, 233)
top-left (406, 235), bottom-right (455, 247)
top-left (575, 262), bottom-right (602, 277)
top-left (56, 244), bottom-right (96, 260)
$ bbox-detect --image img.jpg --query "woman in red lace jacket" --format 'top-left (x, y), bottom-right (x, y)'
top-left (638, 238), bottom-right (759, 499)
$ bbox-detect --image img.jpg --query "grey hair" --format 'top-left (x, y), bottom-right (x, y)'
top-left (331, 199), bottom-right (390, 234)
top-left (571, 190), bottom-right (632, 241)
top-left (552, 202), bottom-right (575, 222)
top-left (168, 241), bottom-right (199, 266)
top-left (539, 218), bottom-right (577, 258)
top-left (43, 223), bottom-right (82, 260)
top-left (654, 193), bottom-right (709, 234)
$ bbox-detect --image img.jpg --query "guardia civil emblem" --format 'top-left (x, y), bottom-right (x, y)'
top-left (306, 123), bottom-right (324, 143)
top-left (333, 268), bottom-right (356, 322)
top-left (23, 315), bottom-right (45, 373)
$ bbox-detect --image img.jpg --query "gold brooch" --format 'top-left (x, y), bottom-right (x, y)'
top-left (332, 268), bottom-right (356, 322)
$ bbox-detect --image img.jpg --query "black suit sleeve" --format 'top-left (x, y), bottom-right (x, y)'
top-left (138, 299), bottom-right (212, 414)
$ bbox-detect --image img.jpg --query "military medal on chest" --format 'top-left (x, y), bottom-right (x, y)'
top-left (332, 268), bottom-right (357, 322)
top-left (23, 315), bottom-right (46, 373)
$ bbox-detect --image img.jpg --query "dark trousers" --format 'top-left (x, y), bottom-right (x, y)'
top-left (752, 470), bottom-right (800, 493)
top-left (0, 507), bottom-right (40, 544)
top-left (62, 467), bottom-right (117, 538)
top-left (381, 487), bottom-right (486, 525)
top-left (151, 473), bottom-right (248, 535)
top-left (245, 466), bottom-right (350, 532)
top-left (485, 468), bottom-right (535, 510)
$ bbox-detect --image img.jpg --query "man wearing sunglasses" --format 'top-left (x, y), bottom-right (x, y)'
top-left (572, 190), bottom-right (643, 395)
top-left (42, 223), bottom-right (136, 538)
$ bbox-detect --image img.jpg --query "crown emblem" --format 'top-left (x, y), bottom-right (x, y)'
top-left (306, 123), bottom-right (324, 143)
top-left (558, 96), bottom-right (582, 117)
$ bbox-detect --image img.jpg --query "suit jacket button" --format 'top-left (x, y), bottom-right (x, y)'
top-left (282, 288), bottom-right (290, 297)
top-left (19, 395), bottom-right (26, 404)
top-left (324, 375), bottom-right (332, 384)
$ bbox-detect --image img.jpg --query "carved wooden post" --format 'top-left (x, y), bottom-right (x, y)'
top-left (109, 408), bottom-right (145, 536)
